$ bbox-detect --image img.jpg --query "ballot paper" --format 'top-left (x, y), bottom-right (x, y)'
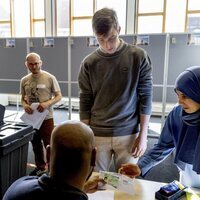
top-left (20, 103), bottom-right (49, 129)
top-left (99, 171), bottom-right (134, 195)
top-left (88, 190), bottom-right (114, 200)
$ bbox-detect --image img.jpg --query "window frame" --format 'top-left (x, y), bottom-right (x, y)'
top-left (0, 0), bottom-right (13, 37)
top-left (185, 0), bottom-right (200, 32)
top-left (30, 0), bottom-right (45, 37)
top-left (136, 0), bottom-right (167, 34)
top-left (69, 0), bottom-right (95, 36)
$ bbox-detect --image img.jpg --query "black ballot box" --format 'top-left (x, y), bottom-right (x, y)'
top-left (0, 119), bottom-right (34, 198)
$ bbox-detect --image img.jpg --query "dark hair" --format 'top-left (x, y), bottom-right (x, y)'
top-left (92, 8), bottom-right (119, 36)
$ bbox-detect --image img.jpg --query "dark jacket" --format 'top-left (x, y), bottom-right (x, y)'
top-left (3, 174), bottom-right (88, 200)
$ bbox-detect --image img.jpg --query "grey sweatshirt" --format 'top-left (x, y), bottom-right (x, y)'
top-left (78, 40), bottom-right (153, 137)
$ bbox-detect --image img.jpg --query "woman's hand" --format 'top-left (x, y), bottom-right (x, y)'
top-left (118, 163), bottom-right (141, 178)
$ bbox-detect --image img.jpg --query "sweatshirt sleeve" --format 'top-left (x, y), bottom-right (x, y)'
top-left (138, 110), bottom-right (176, 177)
top-left (78, 62), bottom-right (94, 120)
top-left (137, 52), bottom-right (153, 115)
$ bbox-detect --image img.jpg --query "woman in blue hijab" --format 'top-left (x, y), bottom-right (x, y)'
top-left (119, 66), bottom-right (200, 188)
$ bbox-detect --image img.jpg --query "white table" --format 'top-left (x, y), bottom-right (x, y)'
top-left (115, 178), bottom-right (165, 200)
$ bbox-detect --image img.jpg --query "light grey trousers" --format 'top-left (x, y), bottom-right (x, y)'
top-left (94, 134), bottom-right (139, 172)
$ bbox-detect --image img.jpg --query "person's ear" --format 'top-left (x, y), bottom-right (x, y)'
top-left (46, 145), bottom-right (51, 164)
top-left (40, 60), bottom-right (43, 67)
top-left (91, 148), bottom-right (96, 167)
top-left (118, 26), bottom-right (121, 34)
top-left (25, 61), bottom-right (28, 67)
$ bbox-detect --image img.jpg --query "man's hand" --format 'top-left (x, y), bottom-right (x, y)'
top-left (132, 134), bottom-right (147, 158)
top-left (118, 163), bottom-right (141, 179)
top-left (84, 175), bottom-right (105, 193)
top-left (37, 102), bottom-right (49, 112)
top-left (24, 104), bottom-right (33, 114)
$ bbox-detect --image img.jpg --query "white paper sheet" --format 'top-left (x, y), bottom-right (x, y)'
top-left (87, 190), bottom-right (114, 200)
top-left (99, 171), bottom-right (134, 195)
top-left (20, 103), bottom-right (49, 129)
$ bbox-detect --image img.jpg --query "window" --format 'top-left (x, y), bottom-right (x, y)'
top-left (0, 0), bottom-right (45, 37)
top-left (31, 0), bottom-right (45, 36)
top-left (138, 0), bottom-right (164, 13)
top-left (136, 0), bottom-right (165, 33)
top-left (186, 0), bottom-right (200, 33)
top-left (70, 0), bottom-right (93, 36)
top-left (187, 14), bottom-right (200, 33)
top-left (56, 0), bottom-right (70, 36)
top-left (1, 0), bottom-right (200, 37)
top-left (136, 0), bottom-right (200, 34)
top-left (70, 0), bottom-right (127, 36)
top-left (188, 0), bottom-right (200, 10)
top-left (138, 16), bottom-right (163, 33)
top-left (13, 0), bottom-right (30, 37)
top-left (165, 0), bottom-right (186, 33)
top-left (0, 0), bottom-right (11, 37)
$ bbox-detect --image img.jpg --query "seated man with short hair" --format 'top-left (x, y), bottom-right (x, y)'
top-left (3, 121), bottom-right (104, 200)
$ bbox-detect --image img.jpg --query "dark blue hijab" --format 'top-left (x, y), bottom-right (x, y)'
top-left (174, 66), bottom-right (200, 174)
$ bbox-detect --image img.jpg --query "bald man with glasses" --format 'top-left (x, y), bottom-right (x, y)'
top-left (20, 52), bottom-right (62, 176)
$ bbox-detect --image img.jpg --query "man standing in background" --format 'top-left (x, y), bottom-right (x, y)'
top-left (20, 52), bottom-right (62, 176)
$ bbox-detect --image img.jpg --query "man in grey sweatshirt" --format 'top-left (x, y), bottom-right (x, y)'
top-left (78, 7), bottom-right (153, 172)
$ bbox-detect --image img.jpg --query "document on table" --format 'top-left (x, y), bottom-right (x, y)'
top-left (88, 190), bottom-right (114, 200)
top-left (20, 103), bottom-right (49, 129)
top-left (99, 171), bottom-right (134, 195)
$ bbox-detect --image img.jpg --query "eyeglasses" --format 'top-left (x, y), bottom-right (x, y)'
top-left (28, 62), bottom-right (40, 67)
